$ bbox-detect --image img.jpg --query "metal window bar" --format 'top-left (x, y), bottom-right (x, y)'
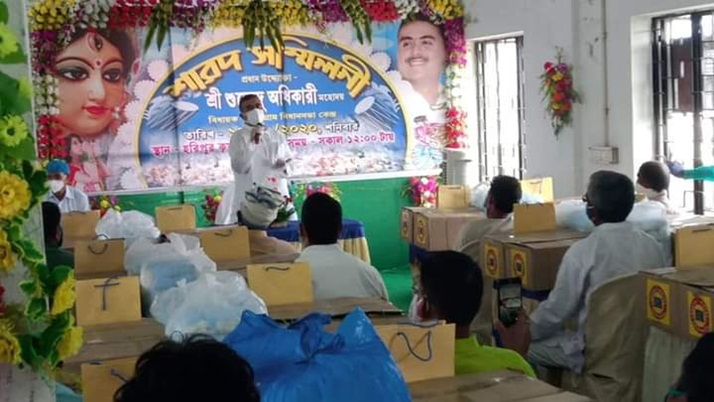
top-left (475, 41), bottom-right (488, 182)
top-left (692, 14), bottom-right (706, 214)
top-left (516, 37), bottom-right (526, 178)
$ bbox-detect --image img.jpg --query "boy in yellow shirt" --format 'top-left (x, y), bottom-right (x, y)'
top-left (414, 251), bottom-right (535, 377)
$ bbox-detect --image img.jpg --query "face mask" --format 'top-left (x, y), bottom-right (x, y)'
top-left (637, 184), bottom-right (661, 201)
top-left (48, 180), bottom-right (65, 193)
top-left (244, 108), bottom-right (265, 126)
top-left (408, 294), bottom-right (427, 323)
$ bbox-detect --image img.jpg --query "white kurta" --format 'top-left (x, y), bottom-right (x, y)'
top-left (46, 186), bottom-right (90, 213)
top-left (529, 222), bottom-right (667, 372)
top-left (228, 125), bottom-right (293, 215)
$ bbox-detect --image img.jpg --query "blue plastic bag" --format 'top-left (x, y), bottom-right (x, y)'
top-left (223, 309), bottom-right (411, 402)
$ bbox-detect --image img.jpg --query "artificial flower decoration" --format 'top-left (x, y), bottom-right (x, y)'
top-left (0, 115), bottom-right (29, 147)
top-left (0, 284), bottom-right (6, 316)
top-left (445, 107), bottom-right (467, 148)
top-left (50, 274), bottom-right (77, 316)
top-left (426, 0), bottom-right (464, 22)
top-left (0, 23), bottom-right (19, 58)
top-left (407, 176), bottom-right (439, 208)
top-left (541, 50), bottom-right (581, 136)
top-left (0, 229), bottom-right (15, 274)
top-left (272, 0), bottom-right (311, 27)
top-left (27, 0), bottom-right (76, 31)
top-left (0, 320), bottom-right (21, 364)
top-left (57, 324), bottom-right (84, 361)
top-left (0, 171), bottom-right (31, 220)
top-left (90, 195), bottom-right (121, 217)
top-left (202, 191), bottom-right (223, 224)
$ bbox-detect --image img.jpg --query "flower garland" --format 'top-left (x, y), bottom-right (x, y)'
top-left (89, 194), bottom-right (122, 217)
top-left (293, 182), bottom-right (342, 202)
top-left (405, 176), bottom-right (439, 207)
top-left (0, 1), bottom-right (81, 375)
top-left (540, 49), bottom-right (581, 136)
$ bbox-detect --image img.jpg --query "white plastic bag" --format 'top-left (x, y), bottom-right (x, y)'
top-left (470, 182), bottom-right (490, 211)
top-left (95, 209), bottom-right (161, 246)
top-left (215, 183), bottom-right (237, 225)
top-left (155, 271), bottom-right (268, 340)
top-left (556, 200), bottom-right (594, 232)
top-left (125, 233), bottom-right (213, 275)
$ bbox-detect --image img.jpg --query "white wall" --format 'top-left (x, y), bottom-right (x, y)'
top-left (465, 0), bottom-right (714, 198)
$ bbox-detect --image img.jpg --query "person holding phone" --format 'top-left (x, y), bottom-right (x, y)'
top-left (499, 171), bottom-right (666, 373)
top-left (228, 94), bottom-right (295, 222)
top-left (415, 251), bottom-right (534, 377)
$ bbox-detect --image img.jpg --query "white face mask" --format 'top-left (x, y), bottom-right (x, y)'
top-left (408, 294), bottom-right (426, 323)
top-left (636, 184), bottom-right (661, 201)
top-left (244, 108), bottom-right (265, 126)
top-left (48, 180), bottom-right (65, 193)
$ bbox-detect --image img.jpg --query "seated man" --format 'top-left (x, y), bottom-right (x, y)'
top-left (42, 202), bottom-right (74, 270)
top-left (115, 334), bottom-right (260, 402)
top-left (238, 186), bottom-right (298, 257)
top-left (452, 175), bottom-right (521, 344)
top-left (502, 171), bottom-right (666, 373)
top-left (666, 333), bottom-right (714, 402)
top-left (45, 159), bottom-right (89, 213)
top-left (637, 161), bottom-right (676, 214)
top-left (297, 193), bottom-right (388, 301)
top-left (455, 175), bottom-right (522, 263)
top-left (415, 250), bottom-right (535, 377)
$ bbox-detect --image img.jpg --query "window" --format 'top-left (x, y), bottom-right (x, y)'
top-left (474, 37), bottom-right (526, 181)
top-left (653, 12), bottom-right (714, 214)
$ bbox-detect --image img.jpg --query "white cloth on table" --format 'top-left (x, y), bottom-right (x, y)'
top-left (529, 222), bottom-right (667, 372)
top-left (46, 186), bottom-right (90, 213)
top-left (297, 244), bottom-right (388, 301)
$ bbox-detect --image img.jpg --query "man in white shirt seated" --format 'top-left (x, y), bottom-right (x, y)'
top-left (500, 171), bottom-right (666, 373)
top-left (296, 192), bottom-right (389, 301)
top-left (637, 161), bottom-right (677, 215)
top-left (45, 159), bottom-right (90, 213)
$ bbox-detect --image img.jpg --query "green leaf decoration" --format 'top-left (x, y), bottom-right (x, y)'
top-left (0, 47), bottom-right (26, 65)
top-left (49, 266), bottom-right (71, 288)
top-left (156, 24), bottom-right (168, 51)
top-left (25, 297), bottom-right (48, 320)
top-left (37, 312), bottom-right (71, 360)
top-left (19, 280), bottom-right (38, 297)
top-left (8, 136), bottom-right (36, 161)
top-left (18, 335), bottom-right (40, 370)
top-left (143, 21), bottom-right (158, 52)
top-left (0, 2), bottom-right (8, 24)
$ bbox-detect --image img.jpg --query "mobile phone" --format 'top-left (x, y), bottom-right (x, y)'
top-left (495, 278), bottom-right (523, 328)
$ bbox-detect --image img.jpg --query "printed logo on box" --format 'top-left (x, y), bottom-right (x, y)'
top-left (485, 246), bottom-right (499, 278)
top-left (511, 250), bottom-right (528, 286)
top-left (688, 292), bottom-right (712, 337)
top-left (415, 218), bottom-right (426, 244)
top-left (646, 280), bottom-right (670, 326)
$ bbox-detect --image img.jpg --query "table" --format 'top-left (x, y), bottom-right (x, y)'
top-left (268, 219), bottom-right (371, 264)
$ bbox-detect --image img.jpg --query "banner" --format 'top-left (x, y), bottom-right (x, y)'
top-left (47, 23), bottom-right (449, 193)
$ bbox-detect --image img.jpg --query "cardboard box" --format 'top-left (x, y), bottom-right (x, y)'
top-left (267, 297), bottom-right (402, 321)
top-left (674, 224), bottom-right (714, 268)
top-left (520, 177), bottom-right (555, 203)
top-left (513, 202), bottom-right (557, 234)
top-left (411, 208), bottom-right (485, 251)
top-left (437, 185), bottom-right (470, 209)
top-left (401, 206), bottom-right (429, 243)
top-left (409, 371), bottom-right (591, 402)
top-left (481, 229), bottom-right (587, 290)
top-left (81, 357), bottom-right (137, 402)
top-left (640, 267), bottom-right (714, 340)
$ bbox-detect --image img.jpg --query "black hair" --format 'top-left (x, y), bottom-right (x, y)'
top-left (65, 28), bottom-right (136, 81)
top-left (238, 94), bottom-right (261, 114)
top-left (114, 334), bottom-right (260, 402)
top-left (42, 201), bottom-right (61, 243)
top-left (587, 171), bottom-right (635, 223)
top-left (419, 251), bottom-right (483, 326)
top-left (637, 161), bottom-right (670, 192)
top-left (489, 176), bottom-right (522, 214)
top-left (301, 192), bottom-right (341, 245)
top-left (680, 333), bottom-right (714, 402)
top-left (398, 13), bottom-right (446, 41)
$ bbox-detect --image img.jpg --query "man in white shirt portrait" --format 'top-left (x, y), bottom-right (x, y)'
top-left (397, 14), bottom-right (448, 114)
top-left (296, 192), bottom-right (389, 301)
top-left (45, 159), bottom-right (90, 213)
top-left (499, 171), bottom-right (666, 372)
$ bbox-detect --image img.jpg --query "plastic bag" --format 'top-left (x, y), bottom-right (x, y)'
top-left (556, 200), bottom-right (594, 232)
top-left (95, 209), bottom-right (161, 246)
top-left (125, 233), bottom-right (213, 275)
top-left (140, 259), bottom-right (202, 314)
top-left (521, 193), bottom-right (545, 204)
top-left (215, 183), bottom-right (237, 225)
top-left (223, 308), bottom-right (411, 402)
top-left (470, 182), bottom-right (490, 211)
top-left (158, 271), bottom-right (267, 340)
